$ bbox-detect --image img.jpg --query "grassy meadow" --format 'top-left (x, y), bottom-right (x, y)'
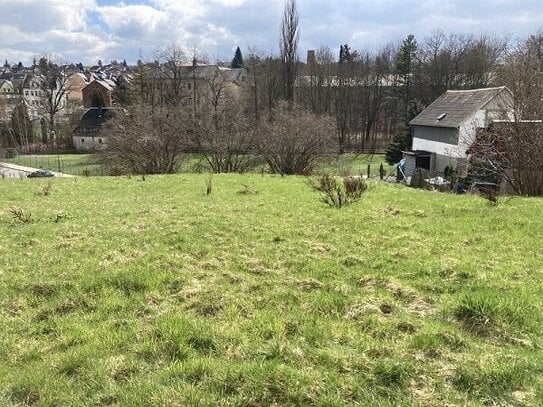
top-left (0, 174), bottom-right (542, 405)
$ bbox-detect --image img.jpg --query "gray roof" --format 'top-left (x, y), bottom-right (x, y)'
top-left (410, 87), bottom-right (511, 128)
top-left (178, 65), bottom-right (219, 80)
top-left (220, 68), bottom-right (243, 82)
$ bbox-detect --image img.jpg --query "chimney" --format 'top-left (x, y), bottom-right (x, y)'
top-left (307, 50), bottom-right (316, 70)
top-left (192, 57), bottom-right (197, 67)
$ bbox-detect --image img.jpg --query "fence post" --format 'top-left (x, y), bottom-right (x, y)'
top-left (379, 163), bottom-right (384, 180)
top-left (57, 155), bottom-right (61, 173)
top-left (367, 164), bottom-right (371, 179)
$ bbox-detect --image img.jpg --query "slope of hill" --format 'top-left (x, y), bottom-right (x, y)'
top-left (1, 175), bottom-right (542, 405)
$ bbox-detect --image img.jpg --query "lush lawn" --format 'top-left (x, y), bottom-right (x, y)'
top-left (4, 153), bottom-right (394, 178)
top-left (1, 175), bottom-right (542, 405)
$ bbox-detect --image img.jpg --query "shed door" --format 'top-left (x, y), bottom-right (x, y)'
top-left (416, 156), bottom-right (431, 170)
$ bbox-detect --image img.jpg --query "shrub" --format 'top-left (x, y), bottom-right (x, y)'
top-left (309, 174), bottom-right (369, 207)
top-left (9, 207), bottom-right (31, 223)
top-left (36, 181), bottom-right (53, 196)
top-left (255, 103), bottom-right (338, 175)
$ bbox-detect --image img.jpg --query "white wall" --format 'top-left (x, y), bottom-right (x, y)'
top-left (73, 136), bottom-right (107, 151)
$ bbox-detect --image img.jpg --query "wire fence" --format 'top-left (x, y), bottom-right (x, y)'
top-left (1, 152), bottom-right (393, 178)
top-left (2, 154), bottom-right (106, 176)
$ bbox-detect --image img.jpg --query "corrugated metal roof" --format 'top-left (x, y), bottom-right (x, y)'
top-left (410, 87), bottom-right (511, 128)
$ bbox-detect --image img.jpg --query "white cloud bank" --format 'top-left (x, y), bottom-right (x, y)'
top-left (0, 0), bottom-right (541, 65)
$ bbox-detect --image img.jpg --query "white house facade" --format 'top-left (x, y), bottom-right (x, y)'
top-left (407, 87), bottom-right (513, 174)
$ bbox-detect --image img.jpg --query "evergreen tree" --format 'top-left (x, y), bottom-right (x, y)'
top-left (385, 125), bottom-right (411, 165)
top-left (113, 75), bottom-right (131, 107)
top-left (339, 44), bottom-right (358, 63)
top-left (91, 90), bottom-right (105, 107)
top-left (394, 34), bottom-right (418, 121)
top-left (230, 47), bottom-right (244, 68)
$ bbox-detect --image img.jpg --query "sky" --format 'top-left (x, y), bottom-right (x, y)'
top-left (0, 0), bottom-right (542, 65)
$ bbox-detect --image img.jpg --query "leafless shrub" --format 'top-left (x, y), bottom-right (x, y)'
top-left (237, 184), bottom-right (258, 195)
top-left (193, 87), bottom-right (254, 174)
top-left (53, 213), bottom-right (67, 223)
top-left (478, 185), bottom-right (499, 205)
top-left (309, 174), bottom-right (369, 207)
top-left (9, 207), bottom-right (31, 223)
top-left (255, 103), bottom-right (338, 175)
top-left (98, 104), bottom-right (190, 175)
top-left (36, 180), bottom-right (53, 196)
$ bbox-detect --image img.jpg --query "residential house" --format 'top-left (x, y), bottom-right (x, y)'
top-left (404, 87), bottom-right (513, 176)
top-left (82, 79), bottom-right (115, 108)
top-left (72, 107), bottom-right (117, 151)
top-left (66, 73), bottom-right (88, 105)
top-left (20, 73), bottom-right (70, 123)
top-left (146, 62), bottom-right (248, 115)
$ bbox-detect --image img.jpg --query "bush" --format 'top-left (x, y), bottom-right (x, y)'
top-left (256, 104), bottom-right (338, 175)
top-left (309, 174), bottom-right (369, 207)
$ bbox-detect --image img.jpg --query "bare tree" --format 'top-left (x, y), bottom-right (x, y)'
top-left (468, 32), bottom-right (543, 196)
top-left (414, 31), bottom-right (506, 105)
top-left (99, 104), bottom-right (191, 175)
top-left (255, 103), bottom-right (337, 175)
top-left (245, 51), bottom-right (282, 121)
top-left (298, 46), bottom-right (336, 115)
top-left (10, 103), bottom-right (33, 151)
top-left (194, 90), bottom-right (254, 173)
top-left (280, 0), bottom-right (300, 103)
top-left (37, 57), bottom-right (71, 145)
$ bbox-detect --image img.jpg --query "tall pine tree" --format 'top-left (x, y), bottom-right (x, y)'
top-left (230, 47), bottom-right (243, 68)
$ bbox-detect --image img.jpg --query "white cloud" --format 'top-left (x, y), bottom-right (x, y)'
top-left (0, 0), bottom-right (541, 65)
top-left (97, 4), bottom-right (166, 37)
top-left (0, 0), bottom-right (96, 32)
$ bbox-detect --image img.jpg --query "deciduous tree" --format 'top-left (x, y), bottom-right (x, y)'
top-left (280, 0), bottom-right (299, 103)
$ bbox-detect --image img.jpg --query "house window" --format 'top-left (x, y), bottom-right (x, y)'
top-left (187, 83), bottom-right (192, 90)
top-left (98, 139), bottom-right (103, 144)
top-left (81, 139), bottom-right (84, 143)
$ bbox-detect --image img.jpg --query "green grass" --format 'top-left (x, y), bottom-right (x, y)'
top-left (4, 153), bottom-right (394, 178)
top-left (0, 175), bottom-right (542, 405)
